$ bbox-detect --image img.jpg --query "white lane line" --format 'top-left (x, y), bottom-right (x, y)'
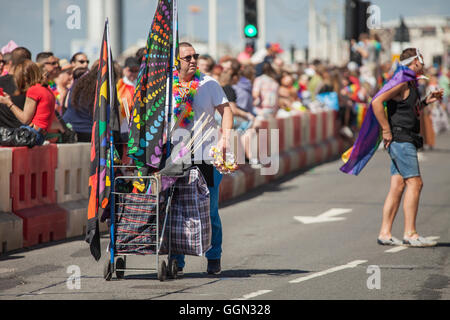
top-left (385, 246), bottom-right (407, 253)
top-left (233, 290), bottom-right (273, 300)
top-left (289, 260), bottom-right (367, 284)
top-left (384, 236), bottom-right (440, 253)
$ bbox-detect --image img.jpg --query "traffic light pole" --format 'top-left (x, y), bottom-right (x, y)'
top-left (208, 0), bottom-right (218, 61)
top-left (257, 0), bottom-right (266, 51)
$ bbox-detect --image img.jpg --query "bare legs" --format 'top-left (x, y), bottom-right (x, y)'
top-left (379, 175), bottom-right (405, 239)
top-left (403, 177), bottom-right (423, 239)
top-left (378, 175), bottom-right (423, 240)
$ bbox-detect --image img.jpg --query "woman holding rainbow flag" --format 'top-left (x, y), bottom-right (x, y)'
top-left (341, 48), bottom-right (444, 247)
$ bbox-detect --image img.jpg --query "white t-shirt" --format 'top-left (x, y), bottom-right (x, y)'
top-left (169, 73), bottom-right (228, 162)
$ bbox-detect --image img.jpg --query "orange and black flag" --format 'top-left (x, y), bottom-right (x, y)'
top-left (86, 20), bottom-right (120, 261)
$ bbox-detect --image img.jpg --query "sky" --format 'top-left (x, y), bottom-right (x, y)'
top-left (0, 0), bottom-right (449, 60)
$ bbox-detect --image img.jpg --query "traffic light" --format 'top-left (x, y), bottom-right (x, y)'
top-left (345, 0), bottom-right (371, 40)
top-left (244, 0), bottom-right (258, 38)
top-left (356, 0), bottom-right (370, 36)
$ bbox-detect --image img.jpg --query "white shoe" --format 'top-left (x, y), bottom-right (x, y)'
top-left (402, 236), bottom-right (437, 247)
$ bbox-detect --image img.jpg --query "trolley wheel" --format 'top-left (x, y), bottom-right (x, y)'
top-left (103, 260), bottom-right (112, 281)
top-left (115, 257), bottom-right (126, 279)
top-left (158, 260), bottom-right (167, 282)
top-left (168, 259), bottom-right (178, 279)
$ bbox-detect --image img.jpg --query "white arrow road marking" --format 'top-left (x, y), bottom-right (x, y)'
top-left (289, 260), bottom-right (367, 284)
top-left (294, 208), bottom-right (353, 224)
top-left (233, 290), bottom-right (273, 300)
top-left (384, 236), bottom-right (440, 253)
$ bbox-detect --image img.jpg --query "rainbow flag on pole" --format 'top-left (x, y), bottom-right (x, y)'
top-left (86, 19), bottom-right (120, 261)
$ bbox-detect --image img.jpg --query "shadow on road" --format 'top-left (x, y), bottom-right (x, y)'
top-left (435, 242), bottom-right (450, 247)
top-left (120, 268), bottom-right (309, 281)
top-left (174, 268), bottom-right (309, 279)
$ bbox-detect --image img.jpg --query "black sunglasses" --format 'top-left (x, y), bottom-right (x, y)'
top-left (0, 60), bottom-right (5, 64)
top-left (76, 60), bottom-right (89, 64)
top-left (180, 54), bottom-right (200, 62)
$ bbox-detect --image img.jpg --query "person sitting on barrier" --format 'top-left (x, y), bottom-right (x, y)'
top-left (62, 65), bottom-right (96, 142)
top-left (63, 60), bottom-right (122, 144)
top-left (0, 47), bottom-right (32, 129)
top-left (218, 64), bottom-right (263, 167)
top-left (54, 59), bottom-right (74, 114)
top-left (0, 59), bottom-right (55, 146)
top-left (36, 52), bottom-right (77, 143)
top-left (252, 61), bottom-right (279, 118)
top-left (219, 60), bottom-right (255, 131)
top-left (278, 72), bottom-right (299, 111)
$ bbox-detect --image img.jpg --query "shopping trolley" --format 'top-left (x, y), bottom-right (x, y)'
top-left (103, 170), bottom-right (180, 282)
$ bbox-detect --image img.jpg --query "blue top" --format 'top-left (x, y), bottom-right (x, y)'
top-left (62, 89), bottom-right (93, 133)
top-left (233, 77), bottom-right (255, 116)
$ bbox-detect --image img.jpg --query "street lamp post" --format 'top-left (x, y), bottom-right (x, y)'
top-left (43, 0), bottom-right (51, 51)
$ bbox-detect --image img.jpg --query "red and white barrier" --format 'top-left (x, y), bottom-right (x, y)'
top-left (218, 137), bottom-right (344, 203)
top-left (0, 148), bottom-right (13, 213)
top-left (55, 143), bottom-right (91, 204)
top-left (0, 109), bottom-right (345, 253)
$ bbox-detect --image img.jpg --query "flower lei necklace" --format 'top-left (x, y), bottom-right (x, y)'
top-left (48, 80), bottom-right (61, 111)
top-left (173, 68), bottom-right (201, 128)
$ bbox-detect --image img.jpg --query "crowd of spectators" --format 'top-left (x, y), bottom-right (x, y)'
top-left (0, 34), bottom-right (449, 153)
top-left (201, 35), bottom-right (450, 153)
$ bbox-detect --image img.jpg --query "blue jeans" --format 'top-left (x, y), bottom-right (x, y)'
top-left (171, 167), bottom-right (223, 268)
top-left (388, 141), bottom-right (421, 179)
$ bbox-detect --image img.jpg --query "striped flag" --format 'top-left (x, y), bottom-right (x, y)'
top-left (86, 20), bottom-right (120, 261)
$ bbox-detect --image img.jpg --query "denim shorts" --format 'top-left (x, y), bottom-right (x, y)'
top-left (388, 141), bottom-right (421, 179)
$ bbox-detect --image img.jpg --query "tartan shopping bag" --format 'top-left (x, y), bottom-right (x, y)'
top-left (115, 193), bottom-right (160, 255)
top-left (159, 167), bottom-right (211, 256)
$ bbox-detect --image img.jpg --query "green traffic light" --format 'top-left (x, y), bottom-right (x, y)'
top-left (244, 24), bottom-right (257, 37)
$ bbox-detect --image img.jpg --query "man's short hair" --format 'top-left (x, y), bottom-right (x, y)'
top-left (70, 52), bottom-right (85, 63)
top-left (36, 52), bottom-right (54, 63)
top-left (11, 47), bottom-right (32, 66)
top-left (179, 42), bottom-right (194, 49)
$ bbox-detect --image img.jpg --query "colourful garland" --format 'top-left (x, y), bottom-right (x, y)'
top-left (48, 80), bottom-right (61, 110)
top-left (173, 68), bottom-right (200, 128)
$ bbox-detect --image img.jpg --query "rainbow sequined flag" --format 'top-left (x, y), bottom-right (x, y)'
top-left (340, 66), bottom-right (417, 176)
top-left (127, 0), bottom-right (175, 192)
top-left (86, 20), bottom-right (120, 261)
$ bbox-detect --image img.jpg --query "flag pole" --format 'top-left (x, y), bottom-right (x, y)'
top-left (106, 18), bottom-right (116, 270)
top-left (166, 0), bottom-right (177, 160)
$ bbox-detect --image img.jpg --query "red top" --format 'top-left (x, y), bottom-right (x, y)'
top-left (26, 84), bottom-right (55, 131)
